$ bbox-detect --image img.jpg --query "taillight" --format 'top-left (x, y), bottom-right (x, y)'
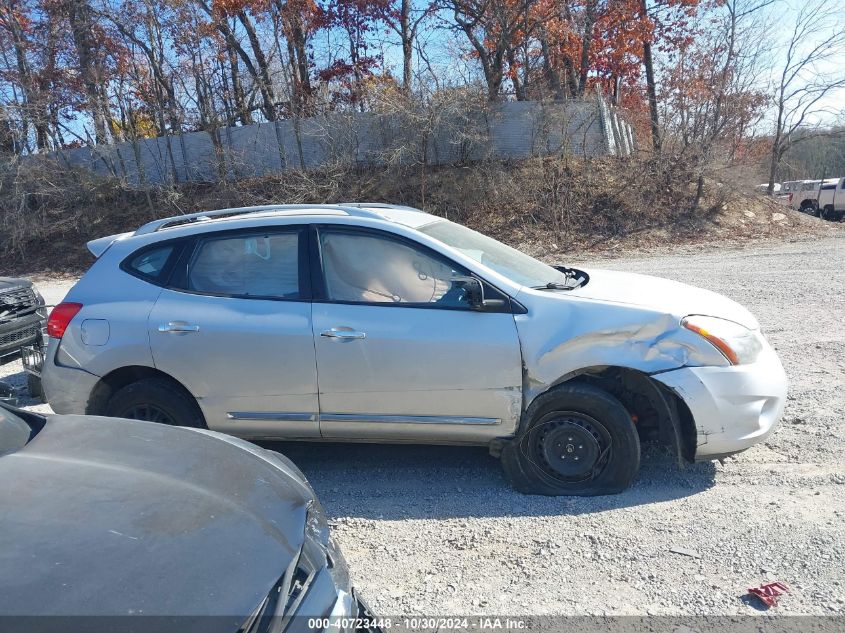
top-left (47, 302), bottom-right (83, 339)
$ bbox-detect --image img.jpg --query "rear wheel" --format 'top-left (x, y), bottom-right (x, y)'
top-left (501, 382), bottom-right (640, 496)
top-left (105, 378), bottom-right (205, 428)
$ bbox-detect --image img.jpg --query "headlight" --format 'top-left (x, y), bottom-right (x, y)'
top-left (682, 315), bottom-right (763, 365)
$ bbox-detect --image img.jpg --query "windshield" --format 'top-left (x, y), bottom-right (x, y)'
top-left (418, 220), bottom-right (569, 288)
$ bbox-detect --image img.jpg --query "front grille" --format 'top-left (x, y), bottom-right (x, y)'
top-left (0, 324), bottom-right (39, 348)
top-left (0, 287), bottom-right (39, 322)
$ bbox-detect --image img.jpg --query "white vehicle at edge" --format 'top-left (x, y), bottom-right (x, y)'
top-left (817, 177), bottom-right (845, 221)
top-left (788, 178), bottom-right (839, 216)
top-left (40, 203), bottom-right (788, 496)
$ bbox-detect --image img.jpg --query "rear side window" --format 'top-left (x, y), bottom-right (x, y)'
top-left (123, 244), bottom-right (177, 284)
top-left (186, 231), bottom-right (300, 299)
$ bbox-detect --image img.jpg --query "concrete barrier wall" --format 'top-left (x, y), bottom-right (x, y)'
top-left (49, 100), bottom-right (635, 185)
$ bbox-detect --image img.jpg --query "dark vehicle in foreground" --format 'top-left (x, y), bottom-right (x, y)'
top-left (0, 277), bottom-right (45, 362)
top-left (0, 403), bottom-right (378, 632)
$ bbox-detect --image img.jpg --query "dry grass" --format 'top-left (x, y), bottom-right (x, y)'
top-left (0, 154), bottom-right (839, 275)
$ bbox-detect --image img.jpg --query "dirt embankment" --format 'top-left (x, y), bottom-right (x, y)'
top-left (0, 155), bottom-right (841, 275)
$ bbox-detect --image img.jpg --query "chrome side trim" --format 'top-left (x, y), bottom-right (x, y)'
top-left (227, 412), bottom-right (316, 422)
top-left (320, 413), bottom-right (501, 426)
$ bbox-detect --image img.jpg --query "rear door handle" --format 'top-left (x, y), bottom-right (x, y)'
top-left (158, 322), bottom-right (200, 333)
top-left (321, 328), bottom-right (366, 340)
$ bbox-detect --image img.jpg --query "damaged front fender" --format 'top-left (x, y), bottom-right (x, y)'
top-left (514, 294), bottom-right (728, 407)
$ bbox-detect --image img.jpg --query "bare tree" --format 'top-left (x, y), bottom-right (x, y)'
top-left (766, 0), bottom-right (845, 193)
top-left (384, 0), bottom-right (435, 93)
top-left (444, 0), bottom-right (538, 102)
top-left (662, 0), bottom-right (774, 206)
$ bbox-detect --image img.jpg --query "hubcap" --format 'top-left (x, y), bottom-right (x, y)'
top-left (530, 412), bottom-right (611, 481)
top-left (122, 404), bottom-right (175, 425)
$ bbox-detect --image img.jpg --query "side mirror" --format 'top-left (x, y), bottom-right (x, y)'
top-left (452, 276), bottom-right (506, 311)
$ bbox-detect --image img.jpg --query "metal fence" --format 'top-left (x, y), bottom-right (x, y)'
top-left (46, 98), bottom-right (635, 186)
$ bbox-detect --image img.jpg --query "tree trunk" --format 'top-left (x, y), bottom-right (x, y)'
top-left (3, 0), bottom-right (50, 151)
top-left (539, 35), bottom-right (564, 101)
top-left (640, 0), bottom-right (660, 151)
top-left (66, 0), bottom-right (109, 144)
top-left (400, 0), bottom-right (413, 92)
top-left (767, 132), bottom-right (782, 196)
top-left (226, 42), bottom-right (252, 125)
top-left (237, 10), bottom-right (277, 121)
top-left (577, 0), bottom-right (597, 96)
top-left (507, 49), bottom-right (525, 100)
top-left (274, 0), bottom-right (313, 115)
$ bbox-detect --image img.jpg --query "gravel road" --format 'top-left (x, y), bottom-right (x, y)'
top-left (2, 235), bottom-right (843, 617)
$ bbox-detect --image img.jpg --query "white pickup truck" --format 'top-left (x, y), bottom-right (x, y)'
top-left (783, 178), bottom-right (839, 217)
top-left (818, 177), bottom-right (845, 221)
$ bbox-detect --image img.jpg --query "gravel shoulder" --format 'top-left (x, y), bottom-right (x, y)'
top-left (2, 234), bottom-right (843, 616)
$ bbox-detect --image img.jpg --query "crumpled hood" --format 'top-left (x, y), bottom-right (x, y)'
top-left (568, 268), bottom-right (759, 329)
top-left (0, 415), bottom-right (313, 618)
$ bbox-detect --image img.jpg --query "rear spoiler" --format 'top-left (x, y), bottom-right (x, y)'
top-left (86, 232), bottom-right (133, 258)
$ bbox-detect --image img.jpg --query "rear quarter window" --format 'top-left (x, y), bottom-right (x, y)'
top-left (121, 243), bottom-right (181, 285)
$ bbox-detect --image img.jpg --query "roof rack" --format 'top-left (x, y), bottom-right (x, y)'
top-left (338, 202), bottom-right (425, 213)
top-left (133, 203), bottom-right (398, 236)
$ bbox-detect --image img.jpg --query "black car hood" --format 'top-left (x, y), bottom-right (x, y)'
top-left (0, 277), bottom-right (32, 291)
top-left (0, 415), bottom-right (313, 619)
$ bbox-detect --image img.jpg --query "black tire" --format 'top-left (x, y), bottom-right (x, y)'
top-left (105, 378), bottom-right (205, 428)
top-left (26, 373), bottom-right (43, 400)
top-left (501, 382), bottom-right (640, 496)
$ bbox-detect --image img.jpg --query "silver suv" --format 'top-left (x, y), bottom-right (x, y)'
top-left (42, 204), bottom-right (787, 495)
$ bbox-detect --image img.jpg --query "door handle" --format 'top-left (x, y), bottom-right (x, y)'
top-left (158, 322), bottom-right (200, 333)
top-left (321, 328), bottom-right (366, 340)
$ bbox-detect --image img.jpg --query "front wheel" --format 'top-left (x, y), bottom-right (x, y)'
top-left (501, 382), bottom-right (640, 496)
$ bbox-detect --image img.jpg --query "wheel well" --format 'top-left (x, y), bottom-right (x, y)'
top-left (86, 366), bottom-right (199, 417)
top-left (542, 366), bottom-right (696, 464)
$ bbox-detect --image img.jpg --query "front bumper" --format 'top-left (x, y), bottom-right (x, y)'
top-left (653, 344), bottom-right (787, 459)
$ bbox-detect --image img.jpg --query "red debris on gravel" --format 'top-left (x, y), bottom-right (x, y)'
top-left (748, 581), bottom-right (790, 607)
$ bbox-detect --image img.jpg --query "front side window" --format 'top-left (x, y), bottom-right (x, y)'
top-left (319, 230), bottom-right (469, 307)
top-left (186, 231), bottom-right (300, 299)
